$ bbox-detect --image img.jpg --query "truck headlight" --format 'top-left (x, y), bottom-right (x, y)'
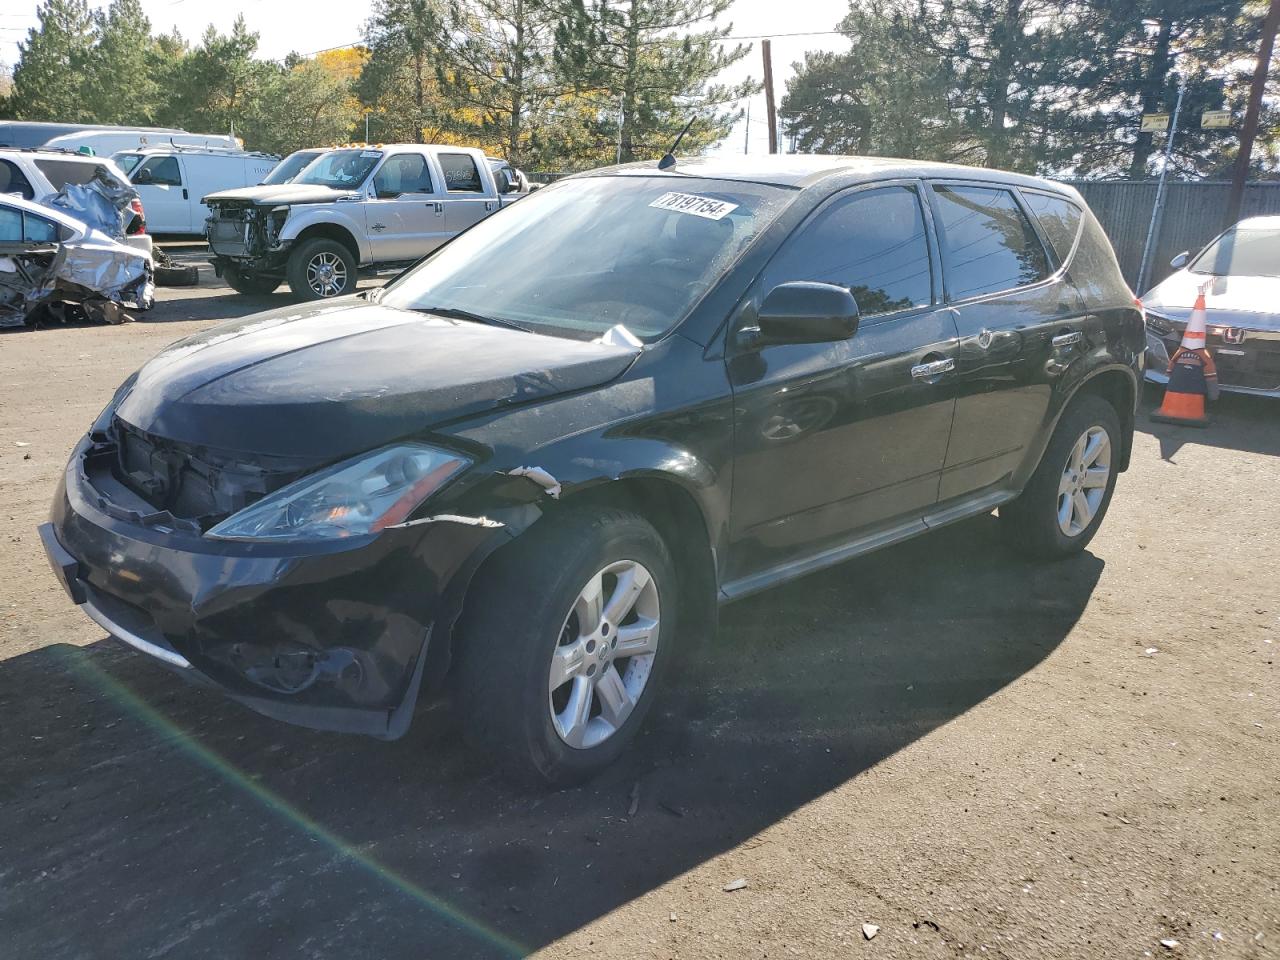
top-left (206, 444), bottom-right (470, 542)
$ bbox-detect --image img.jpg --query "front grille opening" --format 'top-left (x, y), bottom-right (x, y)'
top-left (103, 417), bottom-right (316, 531)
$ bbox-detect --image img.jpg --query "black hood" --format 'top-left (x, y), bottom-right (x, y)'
top-left (114, 300), bottom-right (640, 458)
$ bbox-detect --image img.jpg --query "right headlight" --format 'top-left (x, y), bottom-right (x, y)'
top-left (206, 443), bottom-right (470, 542)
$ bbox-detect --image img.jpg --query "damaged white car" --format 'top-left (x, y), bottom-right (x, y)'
top-left (0, 193), bottom-right (153, 328)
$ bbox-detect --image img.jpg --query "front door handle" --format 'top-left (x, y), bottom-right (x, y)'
top-left (1052, 331), bottom-right (1083, 348)
top-left (911, 357), bottom-right (955, 380)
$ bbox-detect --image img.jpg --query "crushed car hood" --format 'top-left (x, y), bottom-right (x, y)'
top-left (114, 300), bottom-right (641, 457)
top-left (203, 184), bottom-right (359, 206)
top-left (1145, 270), bottom-right (1280, 330)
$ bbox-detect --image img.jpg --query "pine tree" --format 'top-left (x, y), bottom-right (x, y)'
top-left (11, 0), bottom-right (95, 122)
top-left (433, 0), bottom-right (564, 166)
top-left (780, 2), bottom-right (973, 161)
top-left (1053, 0), bottom-right (1257, 179)
top-left (361, 0), bottom-right (461, 144)
top-left (84, 0), bottom-right (159, 126)
top-left (552, 0), bottom-right (757, 163)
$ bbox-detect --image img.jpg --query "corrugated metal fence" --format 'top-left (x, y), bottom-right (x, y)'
top-left (1060, 179), bottom-right (1280, 291)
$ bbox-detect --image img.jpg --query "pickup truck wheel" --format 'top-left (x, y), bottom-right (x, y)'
top-left (223, 265), bottom-right (281, 296)
top-left (287, 239), bottom-right (356, 300)
top-left (453, 506), bottom-right (676, 785)
top-left (999, 394), bottom-right (1120, 559)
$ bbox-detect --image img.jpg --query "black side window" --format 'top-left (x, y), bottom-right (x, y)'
top-left (34, 159), bottom-right (101, 191)
top-left (138, 156), bottom-right (181, 186)
top-left (0, 160), bottom-right (35, 200)
top-left (438, 153), bottom-right (483, 192)
top-left (1022, 191), bottom-right (1083, 266)
top-left (23, 211), bottom-right (60, 243)
top-left (762, 185), bottom-right (933, 318)
top-left (0, 205), bottom-right (21, 240)
top-left (373, 154), bottom-right (434, 196)
top-left (933, 185), bottom-right (1050, 299)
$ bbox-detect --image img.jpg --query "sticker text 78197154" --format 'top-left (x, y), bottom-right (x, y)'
top-left (648, 192), bottom-right (739, 221)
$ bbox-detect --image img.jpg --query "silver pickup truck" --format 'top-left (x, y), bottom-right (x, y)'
top-left (204, 145), bottom-right (524, 300)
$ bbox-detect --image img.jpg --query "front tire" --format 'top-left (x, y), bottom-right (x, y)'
top-left (286, 238), bottom-right (357, 300)
top-left (224, 264), bottom-right (281, 296)
top-left (999, 394), bottom-right (1121, 559)
top-left (453, 507), bottom-right (676, 785)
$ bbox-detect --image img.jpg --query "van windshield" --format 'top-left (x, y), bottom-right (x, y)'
top-left (293, 150), bottom-right (381, 189)
top-left (381, 175), bottom-right (792, 341)
top-left (113, 153), bottom-right (143, 175)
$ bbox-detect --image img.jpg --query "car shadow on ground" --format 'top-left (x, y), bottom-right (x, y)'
top-left (0, 515), bottom-right (1102, 959)
top-left (1138, 390), bottom-right (1280, 461)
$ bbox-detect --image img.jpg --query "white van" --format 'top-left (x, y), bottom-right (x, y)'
top-left (43, 129), bottom-right (239, 157)
top-left (112, 147), bottom-right (279, 235)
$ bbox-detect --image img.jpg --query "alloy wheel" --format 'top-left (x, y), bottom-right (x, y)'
top-left (306, 251), bottom-right (348, 297)
top-left (548, 559), bottom-right (660, 750)
top-left (1057, 425), bottom-right (1111, 537)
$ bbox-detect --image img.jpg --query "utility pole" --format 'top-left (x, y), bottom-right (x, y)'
top-left (762, 39), bottom-right (778, 154)
top-left (1137, 74), bottom-right (1186, 294)
top-left (365, 112), bottom-right (370, 142)
top-left (1226, 0), bottom-right (1280, 226)
top-left (744, 100), bottom-right (751, 154)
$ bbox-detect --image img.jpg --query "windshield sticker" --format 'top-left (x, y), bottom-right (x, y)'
top-left (361, 151), bottom-right (381, 158)
top-left (649, 192), bottom-right (739, 221)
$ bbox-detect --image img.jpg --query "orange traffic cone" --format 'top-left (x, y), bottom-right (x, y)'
top-left (1151, 284), bottom-right (1219, 427)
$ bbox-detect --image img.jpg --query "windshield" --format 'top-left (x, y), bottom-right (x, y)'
top-left (1191, 226), bottom-right (1280, 278)
top-left (381, 175), bottom-right (791, 340)
top-left (261, 151), bottom-right (321, 185)
top-left (112, 152), bottom-right (143, 175)
top-left (293, 149), bottom-right (381, 189)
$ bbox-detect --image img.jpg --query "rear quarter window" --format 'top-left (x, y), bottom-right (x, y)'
top-left (34, 158), bottom-right (104, 191)
top-left (1022, 190), bottom-right (1084, 266)
top-left (0, 160), bottom-right (35, 200)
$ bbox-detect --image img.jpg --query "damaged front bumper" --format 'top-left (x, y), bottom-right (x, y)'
top-left (40, 435), bottom-right (510, 739)
top-left (207, 204), bottom-right (292, 273)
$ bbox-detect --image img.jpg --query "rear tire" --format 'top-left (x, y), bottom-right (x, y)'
top-left (224, 264), bottom-right (281, 296)
top-left (999, 394), bottom-right (1121, 559)
top-left (453, 506), bottom-right (677, 785)
top-left (286, 238), bottom-right (357, 300)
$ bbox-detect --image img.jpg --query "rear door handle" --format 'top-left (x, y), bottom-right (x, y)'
top-left (1052, 331), bottom-right (1083, 348)
top-left (911, 357), bottom-right (955, 380)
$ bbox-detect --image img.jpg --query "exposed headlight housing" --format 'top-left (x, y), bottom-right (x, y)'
top-left (206, 443), bottom-right (470, 542)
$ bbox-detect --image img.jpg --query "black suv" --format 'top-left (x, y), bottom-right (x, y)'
top-left (40, 156), bottom-right (1144, 783)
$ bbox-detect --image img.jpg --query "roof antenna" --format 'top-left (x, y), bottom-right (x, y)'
top-left (658, 118), bottom-right (696, 170)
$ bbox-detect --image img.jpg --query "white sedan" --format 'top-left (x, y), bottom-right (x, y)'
top-left (1144, 215), bottom-right (1280, 398)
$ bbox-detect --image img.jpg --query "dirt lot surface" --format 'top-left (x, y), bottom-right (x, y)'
top-left (1, 261), bottom-right (1277, 960)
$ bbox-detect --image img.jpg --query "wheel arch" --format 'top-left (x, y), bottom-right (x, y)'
top-left (286, 219), bottom-right (367, 265)
top-left (437, 470), bottom-right (720, 690)
top-left (1070, 365), bottom-right (1137, 471)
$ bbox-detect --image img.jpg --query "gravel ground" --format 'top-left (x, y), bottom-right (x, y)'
top-left (0, 261), bottom-right (1277, 960)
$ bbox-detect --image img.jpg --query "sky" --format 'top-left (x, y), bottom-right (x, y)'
top-left (0, 0), bottom-right (852, 158)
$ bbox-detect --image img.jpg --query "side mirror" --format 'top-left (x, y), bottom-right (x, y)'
top-left (1170, 250), bottom-right (1190, 269)
top-left (132, 168), bottom-right (153, 184)
top-left (755, 281), bottom-right (860, 345)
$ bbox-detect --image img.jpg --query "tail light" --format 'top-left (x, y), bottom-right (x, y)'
top-left (128, 198), bottom-right (146, 235)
